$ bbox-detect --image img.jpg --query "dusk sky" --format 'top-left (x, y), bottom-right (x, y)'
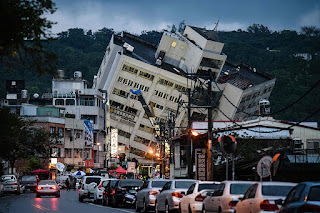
top-left (48, 0), bottom-right (320, 35)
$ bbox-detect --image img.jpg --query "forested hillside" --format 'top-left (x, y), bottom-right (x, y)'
top-left (0, 24), bottom-right (319, 122)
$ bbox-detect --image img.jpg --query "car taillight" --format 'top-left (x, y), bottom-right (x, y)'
top-left (50, 186), bottom-right (56, 189)
top-left (229, 201), bottom-right (238, 207)
top-left (300, 203), bottom-right (320, 212)
top-left (260, 200), bottom-right (279, 211)
top-left (12, 183), bottom-right (18, 185)
top-left (37, 186), bottom-right (42, 190)
top-left (149, 191), bottom-right (158, 196)
top-left (195, 194), bottom-right (206, 202)
top-left (172, 192), bottom-right (183, 198)
top-left (111, 189), bottom-right (115, 195)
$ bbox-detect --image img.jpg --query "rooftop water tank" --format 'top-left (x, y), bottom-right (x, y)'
top-left (57, 69), bottom-right (64, 78)
top-left (74, 71), bottom-right (82, 79)
top-left (21, 89), bottom-right (28, 99)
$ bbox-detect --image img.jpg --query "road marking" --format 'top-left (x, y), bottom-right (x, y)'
top-left (33, 204), bottom-right (50, 210)
top-left (88, 203), bottom-right (135, 213)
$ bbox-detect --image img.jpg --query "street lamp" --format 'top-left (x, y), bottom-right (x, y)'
top-left (97, 142), bottom-right (100, 167)
top-left (149, 149), bottom-right (154, 178)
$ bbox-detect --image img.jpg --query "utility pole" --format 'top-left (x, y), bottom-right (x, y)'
top-left (207, 71), bottom-right (213, 181)
top-left (187, 88), bottom-right (193, 179)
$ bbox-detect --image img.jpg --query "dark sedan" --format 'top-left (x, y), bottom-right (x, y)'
top-left (279, 181), bottom-right (320, 212)
top-left (104, 179), bottom-right (143, 207)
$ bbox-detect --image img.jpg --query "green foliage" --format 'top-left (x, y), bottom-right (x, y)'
top-left (0, 107), bottom-right (51, 173)
top-left (0, 0), bottom-right (58, 75)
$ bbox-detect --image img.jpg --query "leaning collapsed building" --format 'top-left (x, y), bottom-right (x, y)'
top-left (94, 25), bottom-right (276, 166)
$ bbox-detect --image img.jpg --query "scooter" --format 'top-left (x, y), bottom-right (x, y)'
top-left (123, 189), bottom-right (137, 207)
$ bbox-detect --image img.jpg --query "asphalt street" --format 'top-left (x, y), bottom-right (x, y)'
top-left (0, 190), bottom-right (137, 213)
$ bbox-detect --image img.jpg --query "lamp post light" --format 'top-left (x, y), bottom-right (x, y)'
top-left (149, 149), bottom-right (154, 177)
top-left (97, 142), bottom-right (100, 167)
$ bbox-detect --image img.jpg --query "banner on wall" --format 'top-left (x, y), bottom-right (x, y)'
top-left (111, 129), bottom-right (118, 157)
top-left (84, 120), bottom-right (94, 146)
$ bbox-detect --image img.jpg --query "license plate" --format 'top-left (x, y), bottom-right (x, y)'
top-left (90, 194), bottom-right (94, 198)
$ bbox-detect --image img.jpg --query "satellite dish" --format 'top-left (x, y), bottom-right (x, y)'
top-left (257, 155), bottom-right (273, 178)
top-left (55, 162), bottom-right (65, 172)
top-left (33, 93), bottom-right (39, 99)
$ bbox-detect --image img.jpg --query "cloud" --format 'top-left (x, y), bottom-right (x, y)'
top-left (298, 8), bottom-right (320, 27)
top-left (203, 21), bottom-right (248, 32)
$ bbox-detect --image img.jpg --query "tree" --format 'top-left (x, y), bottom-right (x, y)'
top-left (247, 24), bottom-right (270, 34)
top-left (0, 0), bottom-right (58, 75)
top-left (0, 107), bottom-right (51, 174)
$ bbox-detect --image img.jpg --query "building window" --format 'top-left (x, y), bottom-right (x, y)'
top-left (171, 41), bottom-right (177, 47)
top-left (122, 64), bottom-right (138, 75)
top-left (66, 99), bottom-right (75, 105)
top-left (113, 88), bottom-right (129, 98)
top-left (55, 99), bottom-right (64, 105)
top-left (174, 84), bottom-right (186, 92)
top-left (200, 57), bottom-right (223, 69)
top-left (58, 128), bottom-right (64, 138)
top-left (50, 127), bottom-right (56, 134)
top-left (80, 97), bottom-right (95, 106)
top-left (139, 70), bottom-right (155, 81)
top-left (110, 100), bottom-right (124, 110)
top-left (158, 78), bottom-right (174, 87)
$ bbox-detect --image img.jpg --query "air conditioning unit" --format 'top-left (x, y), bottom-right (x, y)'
top-left (156, 59), bottom-right (162, 65)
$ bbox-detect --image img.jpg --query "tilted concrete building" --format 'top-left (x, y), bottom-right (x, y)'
top-left (95, 25), bottom-right (276, 167)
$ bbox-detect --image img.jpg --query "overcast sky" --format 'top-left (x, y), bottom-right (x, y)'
top-left (47, 0), bottom-right (320, 35)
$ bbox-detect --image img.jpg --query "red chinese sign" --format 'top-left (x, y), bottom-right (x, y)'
top-left (84, 160), bottom-right (94, 168)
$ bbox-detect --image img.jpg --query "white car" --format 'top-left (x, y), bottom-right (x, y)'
top-left (93, 178), bottom-right (113, 204)
top-left (202, 180), bottom-right (256, 213)
top-left (79, 176), bottom-right (102, 202)
top-left (234, 181), bottom-right (296, 213)
top-left (180, 181), bottom-right (220, 213)
top-left (0, 175), bottom-right (21, 195)
top-left (136, 179), bottom-right (170, 212)
top-left (156, 179), bottom-right (198, 213)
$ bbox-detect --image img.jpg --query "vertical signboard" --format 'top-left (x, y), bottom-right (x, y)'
top-left (127, 162), bottom-right (136, 173)
top-left (195, 149), bottom-right (207, 181)
top-left (111, 129), bottom-right (118, 157)
top-left (84, 120), bottom-right (94, 146)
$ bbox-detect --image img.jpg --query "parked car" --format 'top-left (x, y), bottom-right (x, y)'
top-left (79, 176), bottom-right (102, 202)
top-left (278, 181), bottom-right (320, 213)
top-left (107, 179), bottom-right (143, 208)
top-left (180, 181), bottom-right (220, 213)
top-left (0, 175), bottom-right (21, 195)
top-left (102, 179), bottom-right (119, 206)
top-left (234, 181), bottom-right (296, 213)
top-left (36, 180), bottom-right (60, 198)
top-left (202, 180), bottom-right (256, 213)
top-left (93, 178), bottom-right (113, 204)
top-left (136, 179), bottom-right (170, 212)
top-left (155, 179), bottom-right (198, 213)
top-left (20, 175), bottom-right (38, 192)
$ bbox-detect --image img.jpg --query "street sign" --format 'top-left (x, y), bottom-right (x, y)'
top-left (195, 149), bottom-right (207, 181)
top-left (127, 162), bottom-right (136, 173)
top-left (257, 155), bottom-right (273, 178)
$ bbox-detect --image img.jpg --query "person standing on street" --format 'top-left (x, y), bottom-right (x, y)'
top-left (65, 178), bottom-right (70, 191)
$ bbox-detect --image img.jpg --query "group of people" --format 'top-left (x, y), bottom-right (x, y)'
top-left (64, 178), bottom-right (77, 190)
